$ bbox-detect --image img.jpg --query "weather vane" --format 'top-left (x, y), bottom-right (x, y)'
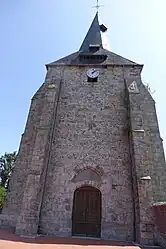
top-left (93, 0), bottom-right (104, 12)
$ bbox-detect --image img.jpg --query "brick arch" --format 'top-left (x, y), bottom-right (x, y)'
top-left (74, 166), bottom-right (104, 177)
top-left (72, 167), bottom-right (103, 186)
top-left (74, 180), bottom-right (102, 191)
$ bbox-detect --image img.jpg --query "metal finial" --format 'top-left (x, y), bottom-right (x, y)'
top-left (92, 0), bottom-right (104, 12)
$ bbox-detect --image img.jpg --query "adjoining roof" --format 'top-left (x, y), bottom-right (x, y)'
top-left (46, 13), bottom-right (142, 68)
top-left (47, 49), bottom-right (139, 67)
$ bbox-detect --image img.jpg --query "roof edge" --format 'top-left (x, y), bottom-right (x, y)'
top-left (46, 63), bottom-right (144, 68)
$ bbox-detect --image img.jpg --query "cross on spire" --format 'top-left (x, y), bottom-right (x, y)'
top-left (93, 0), bottom-right (104, 13)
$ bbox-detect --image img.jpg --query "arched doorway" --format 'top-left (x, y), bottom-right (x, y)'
top-left (72, 186), bottom-right (101, 238)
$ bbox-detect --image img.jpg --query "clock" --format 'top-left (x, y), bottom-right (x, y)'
top-left (87, 68), bottom-right (99, 78)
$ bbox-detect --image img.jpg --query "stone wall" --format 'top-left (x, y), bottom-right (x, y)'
top-left (125, 76), bottom-right (155, 245)
top-left (0, 63), bottom-right (165, 246)
top-left (125, 72), bottom-right (166, 245)
top-left (153, 203), bottom-right (166, 248)
top-left (39, 65), bottom-right (135, 241)
top-left (0, 78), bottom-right (63, 234)
top-left (0, 83), bottom-right (47, 228)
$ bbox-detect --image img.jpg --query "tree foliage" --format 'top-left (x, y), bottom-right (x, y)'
top-left (0, 186), bottom-right (7, 210)
top-left (0, 152), bottom-right (17, 189)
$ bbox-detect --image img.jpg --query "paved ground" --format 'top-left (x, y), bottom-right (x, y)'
top-left (0, 229), bottom-right (160, 249)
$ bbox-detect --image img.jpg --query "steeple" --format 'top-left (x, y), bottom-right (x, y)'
top-left (79, 13), bottom-right (108, 53)
top-left (47, 12), bottom-right (140, 67)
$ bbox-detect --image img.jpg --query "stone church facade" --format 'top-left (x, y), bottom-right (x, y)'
top-left (0, 13), bottom-right (166, 246)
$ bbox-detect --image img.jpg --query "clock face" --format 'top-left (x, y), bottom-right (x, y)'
top-left (87, 68), bottom-right (99, 78)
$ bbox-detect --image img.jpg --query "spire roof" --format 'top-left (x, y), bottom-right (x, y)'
top-left (79, 13), bottom-right (107, 53)
top-left (46, 13), bottom-right (142, 68)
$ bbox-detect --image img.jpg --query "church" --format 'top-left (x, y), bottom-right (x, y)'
top-left (0, 10), bottom-right (166, 246)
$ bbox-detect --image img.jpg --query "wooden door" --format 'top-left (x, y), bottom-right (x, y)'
top-left (72, 186), bottom-right (101, 238)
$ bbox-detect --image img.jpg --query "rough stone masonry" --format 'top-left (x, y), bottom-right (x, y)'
top-left (0, 13), bottom-right (166, 246)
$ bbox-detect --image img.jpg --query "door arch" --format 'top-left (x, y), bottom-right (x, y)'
top-left (72, 186), bottom-right (101, 238)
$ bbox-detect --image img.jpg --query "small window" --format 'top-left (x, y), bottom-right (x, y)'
top-left (88, 77), bottom-right (98, 82)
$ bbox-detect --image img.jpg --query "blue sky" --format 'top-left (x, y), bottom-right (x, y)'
top-left (0, 0), bottom-right (166, 154)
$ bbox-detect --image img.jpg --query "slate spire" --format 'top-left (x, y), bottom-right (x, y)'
top-left (47, 12), bottom-right (139, 66)
top-left (79, 12), bottom-right (108, 53)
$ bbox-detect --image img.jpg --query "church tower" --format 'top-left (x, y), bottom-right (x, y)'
top-left (0, 12), bottom-right (166, 246)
